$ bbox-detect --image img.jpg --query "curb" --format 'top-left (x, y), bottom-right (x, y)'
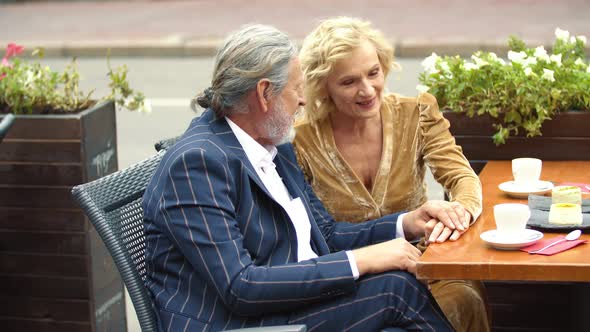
top-left (5, 39), bottom-right (590, 58)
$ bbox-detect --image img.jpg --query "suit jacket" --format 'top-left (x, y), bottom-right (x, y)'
top-left (142, 109), bottom-right (400, 331)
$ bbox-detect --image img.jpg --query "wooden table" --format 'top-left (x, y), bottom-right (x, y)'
top-left (417, 160), bottom-right (590, 282)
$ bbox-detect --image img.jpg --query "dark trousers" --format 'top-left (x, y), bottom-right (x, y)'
top-left (261, 271), bottom-right (454, 332)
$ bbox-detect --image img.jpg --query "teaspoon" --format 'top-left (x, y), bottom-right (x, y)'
top-left (529, 229), bottom-right (582, 254)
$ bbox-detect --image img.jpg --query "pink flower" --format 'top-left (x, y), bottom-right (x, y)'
top-left (0, 73), bottom-right (6, 81)
top-left (5, 43), bottom-right (24, 58)
top-left (1, 57), bottom-right (9, 67)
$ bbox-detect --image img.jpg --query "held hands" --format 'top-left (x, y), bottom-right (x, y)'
top-left (353, 238), bottom-right (422, 276)
top-left (405, 201), bottom-right (472, 244)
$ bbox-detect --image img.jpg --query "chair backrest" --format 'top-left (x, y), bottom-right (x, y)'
top-left (154, 135), bottom-right (180, 152)
top-left (71, 151), bottom-right (165, 332)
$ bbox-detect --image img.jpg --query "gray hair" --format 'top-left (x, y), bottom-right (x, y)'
top-left (193, 24), bottom-right (298, 117)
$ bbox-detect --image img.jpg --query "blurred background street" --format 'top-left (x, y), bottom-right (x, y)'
top-left (1, 1), bottom-right (589, 331)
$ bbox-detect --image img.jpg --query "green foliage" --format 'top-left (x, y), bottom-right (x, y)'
top-left (0, 44), bottom-right (148, 114)
top-left (418, 28), bottom-right (590, 145)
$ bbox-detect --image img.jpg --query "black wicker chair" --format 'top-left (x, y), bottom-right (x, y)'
top-left (71, 151), bottom-right (305, 332)
top-left (0, 113), bottom-right (15, 143)
top-left (72, 151), bottom-right (165, 332)
top-left (154, 135), bottom-right (180, 152)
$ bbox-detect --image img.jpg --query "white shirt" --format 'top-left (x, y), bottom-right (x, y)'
top-left (226, 118), bottom-right (407, 279)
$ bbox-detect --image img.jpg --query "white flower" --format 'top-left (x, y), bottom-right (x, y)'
top-left (421, 52), bottom-right (440, 74)
top-left (524, 67), bottom-right (533, 76)
top-left (555, 28), bottom-right (570, 41)
top-left (587, 66), bottom-right (590, 73)
top-left (575, 58), bottom-right (586, 67)
top-left (471, 55), bottom-right (489, 68)
top-left (550, 54), bottom-right (562, 66)
top-left (577, 35), bottom-right (587, 45)
top-left (141, 99), bottom-right (153, 113)
top-left (439, 61), bottom-right (451, 73)
top-left (522, 56), bottom-right (538, 67)
top-left (464, 62), bottom-right (478, 71)
top-left (534, 46), bottom-right (550, 62)
top-left (416, 84), bottom-right (430, 93)
top-left (541, 68), bottom-right (555, 82)
top-left (508, 51), bottom-right (527, 64)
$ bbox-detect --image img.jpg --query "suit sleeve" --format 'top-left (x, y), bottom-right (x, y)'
top-left (157, 147), bottom-right (357, 316)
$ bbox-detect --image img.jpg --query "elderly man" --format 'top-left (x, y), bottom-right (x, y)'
top-left (143, 24), bottom-right (461, 331)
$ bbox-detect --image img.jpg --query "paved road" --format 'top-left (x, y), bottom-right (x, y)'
top-left (1, 0), bottom-right (589, 57)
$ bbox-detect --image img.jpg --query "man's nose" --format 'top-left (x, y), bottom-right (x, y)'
top-left (299, 96), bottom-right (306, 107)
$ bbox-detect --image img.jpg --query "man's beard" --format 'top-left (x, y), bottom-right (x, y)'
top-left (263, 99), bottom-right (296, 145)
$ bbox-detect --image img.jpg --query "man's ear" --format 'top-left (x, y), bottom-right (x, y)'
top-left (255, 79), bottom-right (272, 113)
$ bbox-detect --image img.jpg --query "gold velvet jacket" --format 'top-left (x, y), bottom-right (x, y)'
top-left (293, 92), bottom-right (482, 223)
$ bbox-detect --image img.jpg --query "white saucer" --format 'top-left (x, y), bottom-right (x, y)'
top-left (480, 229), bottom-right (543, 250)
top-left (498, 180), bottom-right (554, 199)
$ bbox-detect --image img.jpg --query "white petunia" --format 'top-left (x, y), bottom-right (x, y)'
top-left (471, 55), bottom-right (489, 68)
top-left (587, 66), bottom-right (590, 73)
top-left (575, 58), bottom-right (586, 66)
top-left (421, 53), bottom-right (440, 74)
top-left (439, 61), bottom-right (451, 73)
top-left (534, 46), bottom-right (550, 62)
top-left (416, 84), bottom-right (430, 93)
top-left (141, 99), bottom-right (153, 113)
top-left (488, 52), bottom-right (504, 64)
top-left (464, 62), bottom-right (478, 71)
top-left (550, 54), bottom-right (562, 67)
top-left (522, 56), bottom-right (538, 67)
top-left (555, 28), bottom-right (570, 41)
top-left (577, 35), bottom-right (587, 45)
top-left (541, 68), bottom-right (555, 82)
top-left (524, 67), bottom-right (533, 76)
top-left (508, 51), bottom-right (527, 64)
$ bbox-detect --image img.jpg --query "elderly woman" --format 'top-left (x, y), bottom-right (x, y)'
top-left (294, 17), bottom-right (489, 332)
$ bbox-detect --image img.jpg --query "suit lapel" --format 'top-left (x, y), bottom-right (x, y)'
top-left (275, 156), bottom-right (331, 256)
top-left (205, 110), bottom-right (274, 199)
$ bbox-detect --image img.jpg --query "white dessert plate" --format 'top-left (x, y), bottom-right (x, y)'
top-left (480, 229), bottom-right (544, 250)
top-left (498, 180), bottom-right (554, 199)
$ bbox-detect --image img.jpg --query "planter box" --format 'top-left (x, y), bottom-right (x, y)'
top-left (0, 101), bottom-right (125, 332)
top-left (444, 110), bottom-right (590, 174)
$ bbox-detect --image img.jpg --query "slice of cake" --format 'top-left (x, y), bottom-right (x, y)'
top-left (552, 186), bottom-right (582, 205)
top-left (548, 203), bottom-right (583, 225)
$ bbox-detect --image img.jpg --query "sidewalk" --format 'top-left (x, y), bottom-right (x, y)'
top-left (1, 0), bottom-right (589, 57)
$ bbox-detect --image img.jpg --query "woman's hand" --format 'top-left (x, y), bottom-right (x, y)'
top-left (404, 200), bottom-right (471, 240)
top-left (424, 202), bottom-right (472, 243)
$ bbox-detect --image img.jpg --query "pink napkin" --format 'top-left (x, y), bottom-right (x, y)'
top-left (556, 182), bottom-right (590, 193)
top-left (521, 235), bottom-right (587, 255)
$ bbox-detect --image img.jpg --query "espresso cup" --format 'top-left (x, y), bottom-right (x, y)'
top-left (493, 203), bottom-right (531, 239)
top-left (512, 158), bottom-right (542, 188)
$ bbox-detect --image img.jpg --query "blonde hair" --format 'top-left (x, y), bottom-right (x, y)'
top-left (299, 17), bottom-right (397, 122)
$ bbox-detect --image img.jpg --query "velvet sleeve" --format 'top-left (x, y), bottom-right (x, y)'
top-left (417, 93), bottom-right (483, 221)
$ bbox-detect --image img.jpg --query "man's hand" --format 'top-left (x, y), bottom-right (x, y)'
top-left (404, 201), bottom-right (471, 241)
top-left (353, 238), bottom-right (422, 276)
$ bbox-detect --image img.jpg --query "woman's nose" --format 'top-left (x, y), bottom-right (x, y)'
top-left (358, 80), bottom-right (374, 96)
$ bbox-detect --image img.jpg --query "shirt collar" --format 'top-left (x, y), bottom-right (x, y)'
top-left (225, 117), bottom-right (277, 171)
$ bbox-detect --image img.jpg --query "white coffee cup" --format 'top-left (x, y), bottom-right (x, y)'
top-left (512, 158), bottom-right (542, 188)
top-left (493, 203), bottom-right (531, 239)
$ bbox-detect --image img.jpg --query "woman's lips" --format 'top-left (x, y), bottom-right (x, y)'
top-left (356, 97), bottom-right (376, 110)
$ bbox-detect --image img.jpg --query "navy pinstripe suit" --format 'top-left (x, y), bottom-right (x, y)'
top-left (143, 109), bottom-right (453, 332)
